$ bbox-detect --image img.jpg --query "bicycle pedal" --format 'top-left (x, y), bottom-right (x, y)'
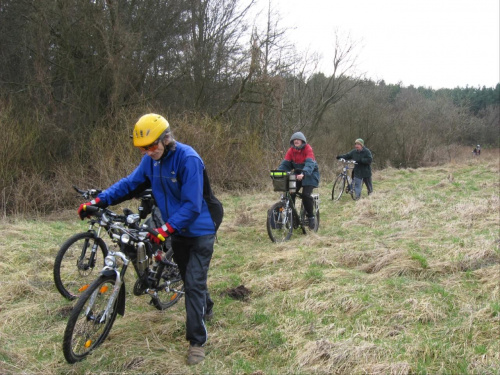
top-left (160, 258), bottom-right (176, 267)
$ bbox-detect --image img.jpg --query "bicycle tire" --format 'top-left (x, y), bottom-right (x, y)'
top-left (150, 248), bottom-right (184, 310)
top-left (314, 198), bottom-right (320, 232)
top-left (54, 232), bottom-right (108, 300)
top-left (347, 176), bottom-right (357, 200)
top-left (63, 275), bottom-right (120, 363)
top-left (151, 265), bottom-right (184, 310)
top-left (332, 174), bottom-right (346, 201)
top-left (266, 201), bottom-right (293, 242)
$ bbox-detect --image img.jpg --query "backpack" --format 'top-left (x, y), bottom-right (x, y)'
top-left (203, 169), bottom-right (224, 232)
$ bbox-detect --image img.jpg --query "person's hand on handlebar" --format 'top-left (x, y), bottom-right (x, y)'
top-left (147, 223), bottom-right (175, 244)
top-left (77, 198), bottom-right (108, 220)
top-left (296, 173), bottom-right (304, 181)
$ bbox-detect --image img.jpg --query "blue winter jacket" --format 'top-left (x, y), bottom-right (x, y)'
top-left (97, 142), bottom-right (216, 237)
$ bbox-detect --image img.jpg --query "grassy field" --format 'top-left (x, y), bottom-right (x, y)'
top-left (0, 150), bottom-right (499, 375)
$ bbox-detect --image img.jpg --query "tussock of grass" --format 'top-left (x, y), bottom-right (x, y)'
top-left (297, 338), bottom-right (380, 374)
top-left (0, 150), bottom-right (499, 374)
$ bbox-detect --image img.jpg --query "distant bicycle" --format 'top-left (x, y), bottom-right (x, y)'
top-left (331, 159), bottom-right (357, 201)
top-left (267, 170), bottom-right (320, 242)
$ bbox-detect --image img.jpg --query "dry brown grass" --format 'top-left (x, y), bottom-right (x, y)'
top-left (0, 149), bottom-right (499, 374)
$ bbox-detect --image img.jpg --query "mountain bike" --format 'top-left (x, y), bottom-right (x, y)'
top-left (331, 159), bottom-right (357, 201)
top-left (62, 206), bottom-right (184, 363)
top-left (53, 186), bottom-right (165, 300)
top-left (267, 170), bottom-right (320, 242)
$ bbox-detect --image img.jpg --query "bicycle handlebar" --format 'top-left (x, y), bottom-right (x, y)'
top-left (83, 206), bottom-right (126, 223)
top-left (141, 226), bottom-right (166, 241)
top-left (85, 206), bottom-right (166, 241)
top-left (73, 185), bottom-right (103, 200)
top-left (338, 158), bottom-right (357, 164)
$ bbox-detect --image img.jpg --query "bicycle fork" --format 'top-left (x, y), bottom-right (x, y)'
top-left (78, 226), bottom-right (103, 270)
top-left (280, 196), bottom-right (294, 227)
top-left (85, 252), bottom-right (129, 324)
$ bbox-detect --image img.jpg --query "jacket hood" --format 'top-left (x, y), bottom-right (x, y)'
top-left (290, 132), bottom-right (307, 149)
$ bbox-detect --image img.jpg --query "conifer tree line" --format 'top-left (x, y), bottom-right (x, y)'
top-left (0, 0), bottom-right (498, 214)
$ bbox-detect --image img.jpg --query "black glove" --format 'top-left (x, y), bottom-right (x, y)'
top-left (336, 155), bottom-right (341, 160)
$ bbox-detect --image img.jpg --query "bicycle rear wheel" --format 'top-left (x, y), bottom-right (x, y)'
top-left (299, 203), bottom-right (320, 233)
top-left (266, 201), bottom-right (293, 242)
top-left (150, 249), bottom-right (185, 310)
top-left (347, 176), bottom-right (358, 200)
top-left (63, 275), bottom-right (121, 363)
top-left (331, 174), bottom-right (346, 201)
top-left (54, 232), bottom-right (108, 300)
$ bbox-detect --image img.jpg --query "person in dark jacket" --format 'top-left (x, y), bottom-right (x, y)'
top-left (336, 138), bottom-right (373, 199)
top-left (77, 113), bottom-right (221, 366)
top-left (473, 144), bottom-right (481, 156)
top-left (277, 132), bottom-right (320, 229)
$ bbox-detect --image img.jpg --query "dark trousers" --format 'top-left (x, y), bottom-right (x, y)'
top-left (363, 176), bottom-right (373, 194)
top-left (292, 182), bottom-right (315, 218)
top-left (171, 234), bottom-right (215, 346)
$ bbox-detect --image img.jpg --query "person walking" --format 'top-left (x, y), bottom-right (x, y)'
top-left (277, 131), bottom-right (320, 229)
top-left (336, 138), bottom-right (373, 199)
top-left (77, 113), bottom-right (223, 366)
top-left (473, 144), bottom-right (481, 156)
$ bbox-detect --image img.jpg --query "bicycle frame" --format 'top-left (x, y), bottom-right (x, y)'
top-left (341, 163), bottom-right (355, 187)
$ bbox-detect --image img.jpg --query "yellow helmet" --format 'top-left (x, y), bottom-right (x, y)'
top-left (132, 113), bottom-right (170, 147)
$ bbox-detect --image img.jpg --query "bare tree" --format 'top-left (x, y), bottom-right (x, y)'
top-left (180, 0), bottom-right (255, 112)
top-left (309, 31), bottom-right (364, 131)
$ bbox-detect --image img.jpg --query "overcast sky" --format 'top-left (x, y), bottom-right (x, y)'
top-left (254, 0), bottom-right (499, 89)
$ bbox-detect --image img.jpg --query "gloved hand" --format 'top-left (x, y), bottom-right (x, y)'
top-left (77, 198), bottom-right (107, 220)
top-left (336, 155), bottom-right (341, 160)
top-left (148, 223), bottom-right (175, 244)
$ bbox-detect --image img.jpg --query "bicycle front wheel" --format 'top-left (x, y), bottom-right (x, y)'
top-left (63, 275), bottom-right (120, 363)
top-left (54, 232), bottom-right (108, 300)
top-left (332, 174), bottom-right (346, 201)
top-left (266, 201), bottom-right (293, 242)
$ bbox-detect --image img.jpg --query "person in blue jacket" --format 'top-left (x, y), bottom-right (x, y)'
top-left (77, 113), bottom-right (220, 365)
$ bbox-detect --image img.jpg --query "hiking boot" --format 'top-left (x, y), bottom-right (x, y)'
top-left (308, 216), bottom-right (315, 230)
top-left (187, 345), bottom-right (205, 366)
